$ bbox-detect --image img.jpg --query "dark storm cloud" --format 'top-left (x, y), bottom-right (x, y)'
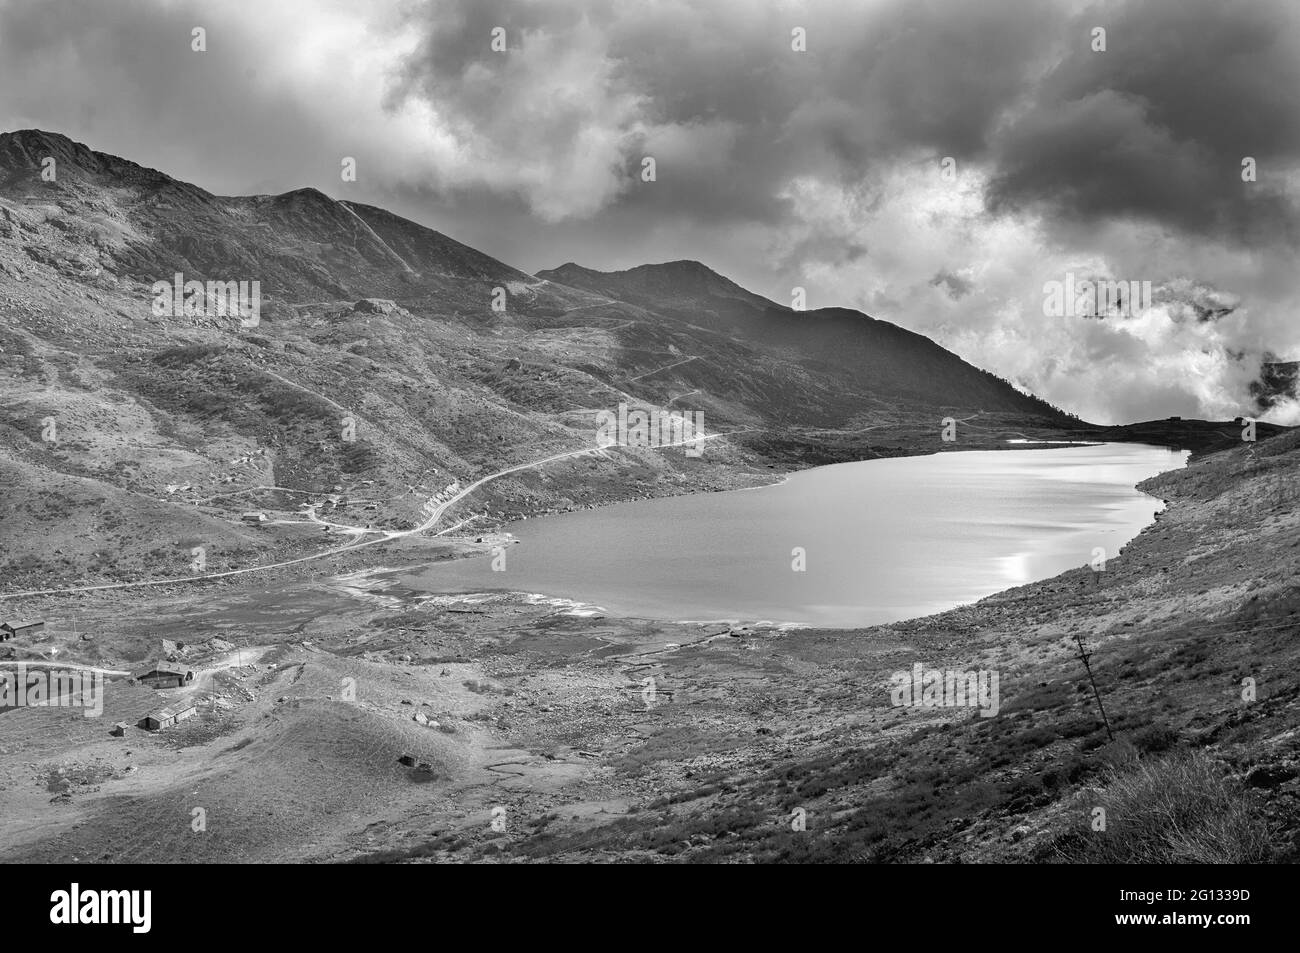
top-left (12, 0), bottom-right (1293, 250)
top-left (383, 0), bottom-right (1300, 250)
top-left (986, 0), bottom-right (1300, 245)
top-left (385, 0), bottom-right (1068, 224)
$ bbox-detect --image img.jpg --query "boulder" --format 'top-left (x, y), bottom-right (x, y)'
top-left (352, 298), bottom-right (400, 315)
top-left (1246, 763), bottom-right (1298, 788)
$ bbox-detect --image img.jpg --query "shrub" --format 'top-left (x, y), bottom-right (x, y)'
top-left (1131, 722), bottom-right (1180, 754)
top-left (1058, 751), bottom-right (1273, 863)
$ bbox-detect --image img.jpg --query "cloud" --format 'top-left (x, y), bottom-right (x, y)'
top-left (1, 0), bottom-right (1297, 423)
top-left (986, 0), bottom-right (1300, 247)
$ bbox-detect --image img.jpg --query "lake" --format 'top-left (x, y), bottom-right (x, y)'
top-left (403, 443), bottom-right (1187, 628)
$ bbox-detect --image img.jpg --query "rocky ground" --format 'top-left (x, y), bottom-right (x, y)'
top-left (2, 428), bottom-right (1295, 864)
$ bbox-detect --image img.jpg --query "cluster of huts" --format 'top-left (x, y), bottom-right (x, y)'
top-left (127, 635), bottom-right (238, 732)
top-left (0, 620), bottom-right (44, 641)
top-left (129, 666), bottom-right (198, 731)
top-left (3, 620), bottom-right (228, 734)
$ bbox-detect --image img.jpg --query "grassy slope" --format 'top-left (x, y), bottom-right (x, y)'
top-left (3, 431), bottom-right (1294, 865)
top-left (356, 429), bottom-right (1300, 863)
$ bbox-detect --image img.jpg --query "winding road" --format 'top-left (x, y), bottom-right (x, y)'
top-left (0, 432), bottom-right (737, 601)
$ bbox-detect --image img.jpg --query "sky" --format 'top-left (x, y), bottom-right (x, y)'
top-left (2, 0), bottom-right (1298, 424)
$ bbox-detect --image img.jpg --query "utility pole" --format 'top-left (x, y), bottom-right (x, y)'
top-left (1073, 632), bottom-right (1114, 742)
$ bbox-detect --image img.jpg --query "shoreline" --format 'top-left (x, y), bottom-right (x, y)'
top-left (1, 439), bottom-right (1191, 637)
top-left (0, 434), bottom-right (1191, 607)
top-left (385, 440), bottom-right (1189, 632)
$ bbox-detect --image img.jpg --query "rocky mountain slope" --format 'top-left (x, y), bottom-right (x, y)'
top-left (1, 130), bottom-right (1294, 866)
top-left (1, 129), bottom-right (1083, 591)
top-left (537, 260), bottom-right (1068, 418)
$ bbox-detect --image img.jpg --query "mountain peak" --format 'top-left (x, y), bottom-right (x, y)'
top-left (538, 258), bottom-right (778, 312)
top-left (269, 186), bottom-right (336, 204)
top-left (2, 128), bottom-right (76, 151)
top-left (634, 259), bottom-right (718, 276)
top-left (538, 261), bottom-right (599, 281)
top-left (544, 259), bottom-right (723, 281)
top-left (0, 129), bottom-right (528, 299)
top-left (0, 127), bottom-right (183, 193)
top-left (0, 129), bottom-right (98, 170)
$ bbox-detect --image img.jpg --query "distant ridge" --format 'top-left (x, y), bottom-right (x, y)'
top-left (0, 128), bottom-right (532, 303)
top-left (539, 259), bottom-right (1071, 421)
top-left (539, 259), bottom-right (781, 311)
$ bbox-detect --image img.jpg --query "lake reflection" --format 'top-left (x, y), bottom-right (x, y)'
top-left (403, 444), bottom-right (1186, 628)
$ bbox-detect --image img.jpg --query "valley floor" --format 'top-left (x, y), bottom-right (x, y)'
top-left (1, 432), bottom-right (1298, 863)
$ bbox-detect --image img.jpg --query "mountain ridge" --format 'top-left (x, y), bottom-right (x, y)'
top-left (2, 128), bottom-right (1277, 591)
